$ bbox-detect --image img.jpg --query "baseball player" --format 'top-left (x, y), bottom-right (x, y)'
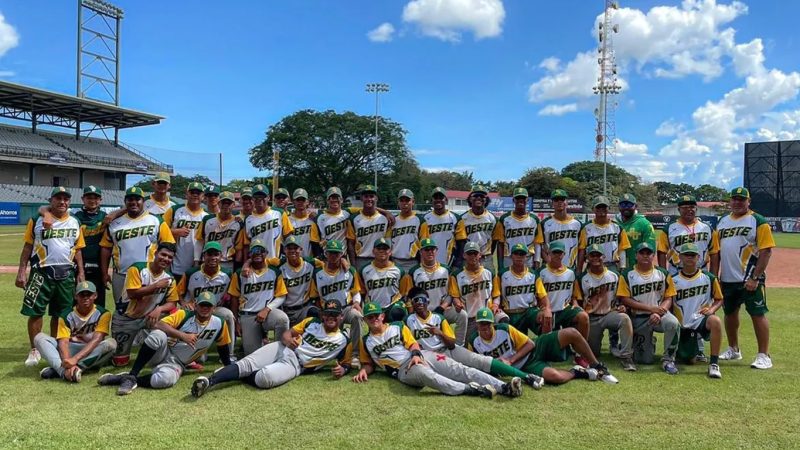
top-left (671, 243), bottom-right (724, 378)
top-left (143, 172), bottom-right (176, 217)
top-left (98, 291), bottom-right (232, 395)
top-left (403, 238), bottom-right (468, 345)
top-left (358, 237), bottom-right (411, 322)
top-left (420, 187), bottom-right (462, 266)
top-left (390, 189), bottom-right (426, 273)
top-left (288, 188), bottom-right (322, 258)
top-left (353, 302), bottom-right (513, 398)
top-left (495, 187), bottom-right (540, 271)
top-left (657, 194), bottom-right (719, 276)
top-left (100, 186), bottom-right (175, 313)
top-left (279, 235), bottom-right (324, 326)
top-left (163, 182), bottom-right (209, 283)
top-left (190, 300), bottom-right (353, 397)
top-left (405, 289), bottom-right (543, 389)
top-left (468, 308), bottom-right (618, 385)
top-left (196, 190), bottom-right (244, 272)
top-left (316, 187), bottom-right (356, 255)
top-left (34, 281), bottom-right (116, 382)
top-left (111, 242), bottom-right (179, 366)
top-left (577, 195), bottom-right (631, 272)
top-left (204, 184), bottom-right (221, 215)
top-left (497, 243), bottom-right (553, 336)
top-left (574, 244), bottom-right (636, 371)
top-left (617, 242), bottom-right (681, 374)
top-left (228, 239), bottom-right (290, 356)
top-left (348, 185), bottom-right (390, 269)
top-left (18, 187), bottom-right (86, 367)
top-left (70, 186), bottom-right (108, 307)
top-left (272, 187), bottom-right (291, 212)
top-left (237, 187), bottom-right (254, 220)
top-left (617, 193), bottom-right (656, 269)
top-left (241, 184), bottom-right (294, 263)
top-left (453, 185), bottom-right (502, 272)
top-left (448, 241), bottom-right (501, 340)
top-left (715, 187), bottom-right (775, 369)
top-left (535, 189), bottom-right (583, 270)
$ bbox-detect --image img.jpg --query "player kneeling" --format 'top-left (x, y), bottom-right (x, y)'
top-left (353, 302), bottom-right (521, 399)
top-left (671, 243), bottom-right (724, 379)
top-left (35, 281), bottom-right (117, 382)
top-left (469, 308), bottom-right (618, 385)
top-left (190, 301), bottom-right (352, 397)
top-left (98, 291), bottom-right (232, 395)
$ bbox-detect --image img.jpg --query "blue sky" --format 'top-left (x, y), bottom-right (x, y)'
top-left (0, 0), bottom-right (798, 188)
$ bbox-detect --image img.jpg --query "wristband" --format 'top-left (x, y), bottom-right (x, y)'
top-left (411, 350), bottom-right (423, 358)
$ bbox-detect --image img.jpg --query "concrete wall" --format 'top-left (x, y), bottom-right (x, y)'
top-left (32, 166), bottom-right (81, 187)
top-left (0, 162), bottom-right (29, 184)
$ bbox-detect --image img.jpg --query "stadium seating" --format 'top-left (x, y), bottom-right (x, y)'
top-left (0, 183), bottom-right (128, 205)
top-left (0, 125), bottom-right (77, 162)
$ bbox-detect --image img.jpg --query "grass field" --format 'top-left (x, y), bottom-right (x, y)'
top-left (773, 232), bottom-right (800, 249)
top-left (0, 274), bottom-right (797, 448)
top-left (0, 225), bottom-right (25, 265)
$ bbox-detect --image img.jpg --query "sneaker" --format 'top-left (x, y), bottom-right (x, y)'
top-left (695, 352), bottom-right (708, 363)
top-left (25, 348), bottom-right (41, 367)
top-left (350, 357), bottom-right (362, 370)
top-left (465, 381), bottom-right (495, 399)
top-left (117, 375), bottom-right (138, 395)
top-left (662, 360), bottom-right (679, 375)
top-left (481, 383), bottom-right (497, 399)
top-left (574, 354), bottom-right (590, 368)
top-left (719, 346), bottom-right (742, 361)
top-left (525, 373), bottom-right (544, 390)
top-left (620, 358), bottom-right (637, 372)
top-left (65, 368), bottom-right (82, 383)
top-left (708, 363), bottom-right (722, 379)
top-left (570, 365), bottom-right (591, 380)
top-left (191, 376), bottom-right (210, 398)
top-left (186, 361), bottom-right (204, 371)
top-left (504, 377), bottom-right (523, 398)
top-left (98, 372), bottom-right (128, 386)
top-left (592, 363), bottom-right (619, 384)
top-left (39, 367), bottom-right (60, 380)
top-left (750, 353), bottom-right (772, 370)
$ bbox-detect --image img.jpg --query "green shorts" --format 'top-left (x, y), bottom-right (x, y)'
top-left (676, 317), bottom-right (710, 362)
top-left (522, 331), bottom-right (566, 376)
top-left (553, 306), bottom-right (583, 329)
top-left (508, 307), bottom-right (540, 335)
top-left (20, 269), bottom-right (75, 317)
top-left (721, 282), bottom-right (768, 317)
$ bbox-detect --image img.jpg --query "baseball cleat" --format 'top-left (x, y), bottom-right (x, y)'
top-left (66, 368), bottom-right (82, 383)
top-left (117, 375), bottom-right (138, 395)
top-left (662, 360), bottom-right (679, 375)
top-left (695, 352), bottom-right (708, 363)
top-left (191, 376), bottom-right (210, 398)
top-left (708, 364), bottom-right (722, 379)
top-left (39, 367), bottom-right (60, 380)
top-left (750, 353), bottom-right (772, 370)
top-left (506, 377), bottom-right (523, 397)
top-left (525, 373), bottom-right (544, 390)
top-left (25, 348), bottom-right (41, 367)
top-left (719, 346), bottom-right (742, 361)
top-left (621, 358), bottom-right (637, 372)
top-left (97, 372), bottom-right (128, 386)
top-left (464, 381), bottom-right (495, 399)
top-left (592, 363), bottom-right (618, 384)
top-left (350, 357), bottom-right (361, 370)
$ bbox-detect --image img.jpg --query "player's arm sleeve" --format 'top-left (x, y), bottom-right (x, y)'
top-left (578, 228), bottom-right (587, 249)
top-left (572, 277), bottom-right (584, 300)
top-left (160, 309), bottom-right (186, 328)
top-left (345, 220), bottom-right (355, 240)
top-left (509, 326), bottom-right (529, 352)
top-left (358, 337), bottom-right (371, 365)
top-left (399, 274), bottom-right (412, 296)
top-left (165, 279), bottom-right (180, 302)
top-left (176, 275), bottom-right (188, 297)
top-left (216, 321), bottom-right (232, 346)
top-left (274, 274), bottom-right (288, 297)
top-left (708, 230), bottom-right (720, 254)
top-left (419, 222), bottom-right (430, 239)
top-left (454, 220), bottom-right (467, 240)
top-left (74, 228), bottom-right (86, 250)
top-left (534, 222), bottom-right (544, 245)
top-left (310, 223), bottom-right (321, 243)
top-left (756, 223), bottom-right (776, 250)
top-left (23, 219), bottom-right (35, 244)
top-left (124, 266), bottom-right (142, 290)
top-left (441, 319), bottom-right (456, 339)
top-left (665, 276), bottom-right (677, 297)
top-left (535, 278), bottom-right (547, 298)
top-left (308, 278), bottom-right (319, 300)
top-left (619, 229), bottom-right (631, 251)
top-left (711, 277), bottom-right (723, 301)
top-left (448, 275), bottom-right (460, 298)
top-left (616, 276), bottom-right (631, 297)
top-left (491, 275), bottom-right (501, 298)
top-left (282, 213), bottom-right (294, 237)
top-left (56, 317), bottom-right (71, 340)
top-left (95, 310), bottom-right (112, 335)
top-left (657, 230), bottom-right (669, 253)
top-left (227, 272), bottom-right (241, 297)
top-left (162, 207), bottom-right (174, 227)
top-left (492, 222), bottom-right (504, 241)
top-left (100, 226), bottom-right (113, 248)
top-left (291, 317), bottom-right (313, 334)
top-left (401, 325), bottom-right (418, 349)
top-left (159, 222), bottom-right (175, 244)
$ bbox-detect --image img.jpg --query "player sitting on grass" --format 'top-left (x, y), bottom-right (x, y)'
top-left (353, 302), bottom-right (519, 398)
top-left (468, 307), bottom-right (618, 385)
top-left (671, 243), bottom-right (724, 379)
top-left (35, 281), bottom-right (116, 383)
top-left (98, 291), bottom-right (232, 395)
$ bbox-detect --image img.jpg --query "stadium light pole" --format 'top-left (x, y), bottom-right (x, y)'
top-left (365, 83), bottom-right (389, 190)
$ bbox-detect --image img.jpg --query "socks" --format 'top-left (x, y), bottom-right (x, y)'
top-left (244, 373), bottom-right (259, 387)
top-left (490, 359), bottom-right (529, 379)
top-left (129, 343), bottom-right (157, 377)
top-left (570, 367), bottom-right (589, 379)
top-left (710, 355), bottom-right (719, 365)
top-left (209, 363), bottom-right (241, 386)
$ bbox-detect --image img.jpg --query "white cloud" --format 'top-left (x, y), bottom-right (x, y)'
top-left (539, 57), bottom-right (560, 72)
top-left (615, 139), bottom-right (649, 156)
top-left (755, 110), bottom-right (800, 141)
top-left (367, 23), bottom-right (395, 43)
top-left (528, 51), bottom-right (609, 102)
top-left (402, 0), bottom-right (505, 42)
top-left (538, 103), bottom-right (578, 116)
top-left (423, 165), bottom-right (476, 173)
top-left (655, 119), bottom-right (684, 137)
top-left (0, 13), bottom-right (19, 57)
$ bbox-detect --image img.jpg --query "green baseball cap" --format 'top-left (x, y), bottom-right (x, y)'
top-left (202, 241), bottom-right (222, 254)
top-left (432, 187), bottom-right (447, 197)
top-left (470, 185), bottom-right (488, 196)
top-left (283, 235), bottom-right (300, 248)
top-left (187, 182), bottom-right (205, 192)
top-left (204, 184), bottom-right (220, 195)
top-left (325, 239), bottom-right (344, 253)
top-left (420, 238), bottom-right (437, 249)
top-left (253, 184), bottom-right (269, 196)
top-left (220, 191), bottom-right (235, 202)
top-left (678, 242), bottom-right (700, 255)
top-left (360, 184), bottom-right (377, 195)
top-left (677, 194), bottom-right (697, 206)
top-left (512, 187), bottom-right (528, 199)
top-left (551, 189), bottom-right (568, 199)
top-left (730, 187), bottom-right (750, 199)
top-left (83, 185), bottom-right (102, 196)
top-left (249, 239), bottom-right (267, 252)
top-left (511, 243), bottom-right (529, 255)
top-left (398, 189), bottom-right (414, 199)
top-left (476, 307), bottom-right (495, 323)
top-left (325, 187), bottom-right (343, 198)
top-left (50, 186), bottom-right (71, 199)
top-left (587, 243), bottom-right (604, 255)
top-left (275, 188), bottom-right (290, 198)
top-left (153, 172), bottom-right (171, 183)
top-left (636, 242), bottom-right (655, 253)
top-left (363, 302), bottom-right (383, 316)
top-left (619, 193), bottom-right (637, 204)
top-left (292, 188), bottom-right (308, 200)
top-left (240, 187), bottom-right (253, 198)
top-left (75, 280), bottom-right (96, 294)
top-left (196, 291), bottom-right (216, 306)
top-left (463, 241), bottom-right (481, 254)
top-left (125, 186), bottom-right (145, 198)
top-left (321, 300), bottom-right (343, 315)
top-left (374, 237), bottom-right (391, 249)
top-left (593, 195), bottom-right (610, 208)
top-left (548, 241), bottom-right (566, 253)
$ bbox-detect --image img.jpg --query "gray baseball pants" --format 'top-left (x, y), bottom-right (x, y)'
top-left (588, 312), bottom-right (633, 359)
top-left (632, 312), bottom-right (680, 364)
top-left (235, 341), bottom-right (302, 389)
top-left (239, 309), bottom-right (290, 356)
top-left (34, 333), bottom-right (116, 377)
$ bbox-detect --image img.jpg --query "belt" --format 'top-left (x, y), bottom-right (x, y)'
top-left (283, 303), bottom-right (308, 311)
top-left (503, 307), bottom-right (529, 314)
top-left (239, 310), bottom-right (260, 316)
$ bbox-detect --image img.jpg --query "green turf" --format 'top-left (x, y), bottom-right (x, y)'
top-left (773, 232), bottom-right (800, 249)
top-left (0, 274), bottom-right (798, 448)
top-left (0, 225), bottom-right (25, 265)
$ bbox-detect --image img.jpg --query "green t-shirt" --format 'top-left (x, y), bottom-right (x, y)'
top-left (617, 214), bottom-right (655, 267)
top-left (72, 208), bottom-right (107, 266)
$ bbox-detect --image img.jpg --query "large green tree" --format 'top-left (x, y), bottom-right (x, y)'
top-left (249, 109), bottom-right (411, 200)
top-left (134, 173), bottom-right (214, 196)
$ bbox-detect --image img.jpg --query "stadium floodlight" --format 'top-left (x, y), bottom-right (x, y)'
top-left (80, 0), bottom-right (124, 19)
top-left (365, 83), bottom-right (390, 190)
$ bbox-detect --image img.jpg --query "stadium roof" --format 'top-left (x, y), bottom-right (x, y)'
top-left (0, 80), bottom-right (163, 129)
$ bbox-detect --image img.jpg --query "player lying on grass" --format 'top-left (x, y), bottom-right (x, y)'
top-left (35, 281), bottom-right (116, 382)
top-left (468, 308), bottom-right (618, 385)
top-left (97, 291), bottom-right (232, 395)
top-left (190, 300), bottom-right (352, 397)
top-left (353, 302), bottom-right (522, 398)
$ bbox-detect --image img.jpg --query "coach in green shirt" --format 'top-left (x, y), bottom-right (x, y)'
top-left (617, 194), bottom-right (656, 269)
top-left (72, 186), bottom-right (108, 307)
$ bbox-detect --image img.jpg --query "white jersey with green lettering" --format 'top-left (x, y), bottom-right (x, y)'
top-left (407, 263), bottom-right (451, 310)
top-left (197, 215), bottom-right (243, 264)
top-left (617, 267), bottom-right (676, 311)
top-left (360, 262), bottom-right (404, 308)
top-left (672, 270), bottom-right (722, 329)
top-left (24, 215), bottom-right (84, 269)
top-left (100, 212), bottom-right (173, 275)
top-left (316, 209), bottom-right (352, 247)
top-left (535, 266), bottom-right (576, 312)
top-left (458, 210), bottom-right (499, 256)
top-left (292, 317), bottom-right (350, 369)
top-left (180, 265), bottom-right (232, 305)
top-left (310, 266), bottom-right (359, 307)
top-left (538, 216), bottom-right (582, 269)
top-left (658, 218), bottom-right (716, 275)
top-left (422, 210), bottom-right (460, 265)
top-left (279, 258), bottom-right (318, 308)
top-left (716, 211), bottom-right (775, 283)
top-left (579, 220), bottom-right (626, 264)
top-left (143, 194), bottom-right (176, 217)
top-left (575, 268), bottom-right (618, 315)
top-left (405, 312), bottom-right (449, 351)
top-left (229, 266), bottom-right (286, 312)
top-left (497, 212), bottom-right (539, 256)
top-left (498, 267), bottom-right (537, 310)
top-left (288, 213), bottom-right (320, 255)
top-left (391, 213), bottom-right (424, 259)
top-left (350, 211), bottom-right (389, 257)
top-left (244, 208), bottom-right (293, 260)
top-left (165, 205), bottom-right (209, 276)
top-left (449, 266), bottom-right (499, 318)
top-left (468, 323), bottom-right (530, 369)
top-left (358, 322), bottom-right (416, 372)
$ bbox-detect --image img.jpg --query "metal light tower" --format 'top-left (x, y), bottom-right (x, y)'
top-left (365, 82), bottom-right (390, 190)
top-left (593, 0), bottom-right (621, 196)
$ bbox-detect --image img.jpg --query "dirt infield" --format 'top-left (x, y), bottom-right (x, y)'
top-left (1, 248), bottom-right (797, 286)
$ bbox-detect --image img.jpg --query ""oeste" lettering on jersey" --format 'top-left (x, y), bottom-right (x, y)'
top-left (416, 278), bottom-right (447, 291)
top-left (42, 228), bottom-right (78, 239)
top-left (372, 334), bottom-right (402, 356)
top-left (466, 223), bottom-right (493, 234)
top-left (324, 220), bottom-right (347, 236)
top-left (675, 284), bottom-right (709, 301)
top-left (357, 223), bottom-right (386, 237)
top-left (176, 219), bottom-right (201, 229)
top-left (250, 219), bottom-right (280, 237)
top-left (391, 226), bottom-right (417, 238)
top-left (718, 227), bottom-right (751, 239)
top-left (208, 229), bottom-right (237, 241)
top-left (366, 277), bottom-right (396, 290)
top-left (303, 332), bottom-right (341, 351)
top-left (548, 230), bottom-right (578, 241)
top-left (482, 339), bottom-right (511, 358)
top-left (504, 284), bottom-right (535, 296)
top-left (506, 228), bottom-right (534, 239)
top-left (461, 280), bottom-right (491, 295)
top-left (427, 223), bottom-right (453, 233)
top-left (192, 284), bottom-right (227, 299)
top-left (673, 232), bottom-right (710, 246)
top-left (243, 280), bottom-right (276, 294)
top-left (587, 234), bottom-right (617, 245)
top-left (320, 279), bottom-right (348, 297)
top-left (630, 281), bottom-right (664, 296)
top-left (115, 225), bottom-right (155, 241)
top-left (286, 272), bottom-right (312, 288)
top-left (544, 281), bottom-right (573, 292)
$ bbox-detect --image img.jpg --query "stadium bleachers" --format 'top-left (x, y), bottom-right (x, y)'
top-left (0, 125), bottom-right (77, 162)
top-left (0, 183), bottom-right (128, 205)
